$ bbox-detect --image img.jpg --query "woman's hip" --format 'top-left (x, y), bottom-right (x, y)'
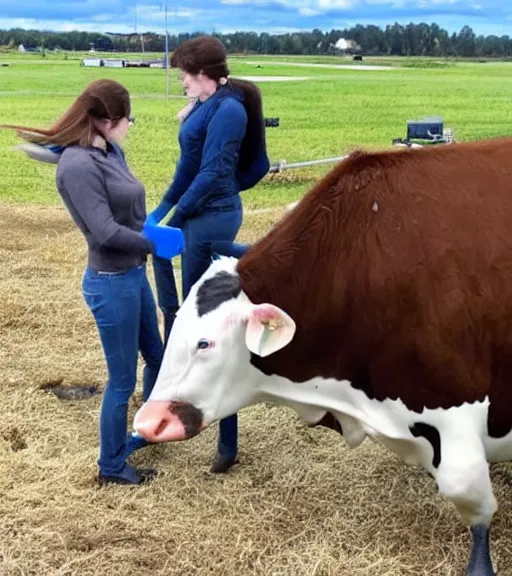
top-left (186, 207), bottom-right (242, 240)
top-left (81, 265), bottom-right (148, 313)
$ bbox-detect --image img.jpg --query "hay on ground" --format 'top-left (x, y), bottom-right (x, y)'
top-left (1, 202), bottom-right (511, 576)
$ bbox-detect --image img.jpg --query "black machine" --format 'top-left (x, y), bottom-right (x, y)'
top-left (392, 116), bottom-right (455, 147)
top-left (264, 117), bottom-right (280, 128)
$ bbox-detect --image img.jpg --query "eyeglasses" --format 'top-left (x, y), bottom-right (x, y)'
top-left (112, 115), bottom-right (136, 125)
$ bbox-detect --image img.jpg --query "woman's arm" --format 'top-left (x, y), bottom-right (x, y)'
top-left (148, 157), bottom-right (197, 225)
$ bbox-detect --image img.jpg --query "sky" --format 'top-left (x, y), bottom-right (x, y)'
top-left (0, 0), bottom-right (510, 37)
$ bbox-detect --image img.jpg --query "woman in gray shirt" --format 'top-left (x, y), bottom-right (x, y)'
top-left (3, 79), bottom-right (164, 486)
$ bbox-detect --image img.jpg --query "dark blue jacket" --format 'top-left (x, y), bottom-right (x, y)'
top-left (156, 84), bottom-right (268, 228)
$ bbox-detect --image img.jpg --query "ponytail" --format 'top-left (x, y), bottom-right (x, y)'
top-left (229, 78), bottom-right (268, 174)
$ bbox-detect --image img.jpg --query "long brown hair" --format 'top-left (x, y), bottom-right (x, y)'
top-left (1, 79), bottom-right (131, 148)
top-left (171, 35), bottom-right (267, 172)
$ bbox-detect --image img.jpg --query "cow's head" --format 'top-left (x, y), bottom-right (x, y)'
top-left (133, 257), bottom-right (296, 442)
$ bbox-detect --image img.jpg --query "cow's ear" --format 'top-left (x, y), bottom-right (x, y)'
top-left (245, 303), bottom-right (296, 357)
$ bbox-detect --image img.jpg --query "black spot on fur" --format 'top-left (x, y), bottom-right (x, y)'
top-left (410, 422), bottom-right (441, 468)
top-left (196, 271), bottom-right (241, 317)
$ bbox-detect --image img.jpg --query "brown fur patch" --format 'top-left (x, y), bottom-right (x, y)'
top-left (238, 138), bottom-right (512, 438)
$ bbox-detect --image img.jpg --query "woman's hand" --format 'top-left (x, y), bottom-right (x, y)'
top-left (142, 222), bottom-right (185, 260)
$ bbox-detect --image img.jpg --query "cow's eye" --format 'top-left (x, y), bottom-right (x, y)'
top-left (197, 339), bottom-right (211, 350)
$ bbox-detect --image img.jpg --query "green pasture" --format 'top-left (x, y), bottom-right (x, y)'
top-left (1, 54), bottom-right (512, 211)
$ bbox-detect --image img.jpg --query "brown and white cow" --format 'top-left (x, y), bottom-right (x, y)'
top-left (134, 137), bottom-right (512, 576)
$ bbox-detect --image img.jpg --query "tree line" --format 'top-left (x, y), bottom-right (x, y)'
top-left (1, 23), bottom-right (512, 58)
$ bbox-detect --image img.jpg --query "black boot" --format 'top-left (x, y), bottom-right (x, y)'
top-left (98, 463), bottom-right (158, 486)
top-left (210, 454), bottom-right (239, 474)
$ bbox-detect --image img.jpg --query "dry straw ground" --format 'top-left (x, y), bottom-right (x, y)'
top-left (2, 201), bottom-right (512, 576)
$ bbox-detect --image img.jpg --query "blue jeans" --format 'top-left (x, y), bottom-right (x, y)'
top-left (153, 202), bottom-right (242, 460)
top-left (82, 265), bottom-right (164, 476)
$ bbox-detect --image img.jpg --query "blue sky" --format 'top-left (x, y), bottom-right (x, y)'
top-left (0, 1), bottom-right (510, 36)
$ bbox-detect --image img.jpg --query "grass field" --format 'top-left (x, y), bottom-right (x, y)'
top-left (2, 54), bottom-right (512, 576)
top-left (2, 54), bottom-right (512, 209)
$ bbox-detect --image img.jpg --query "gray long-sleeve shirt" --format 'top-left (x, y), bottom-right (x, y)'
top-left (56, 143), bottom-right (153, 272)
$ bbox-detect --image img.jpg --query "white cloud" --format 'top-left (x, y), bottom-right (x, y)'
top-left (90, 13), bottom-right (114, 22)
top-left (129, 4), bottom-right (199, 21)
top-left (0, 17), bottom-right (133, 33)
top-left (221, 0), bottom-right (270, 4)
top-left (365, 0), bottom-right (456, 4)
top-left (318, 0), bottom-right (357, 7)
top-left (221, 0), bottom-right (356, 8)
top-left (298, 7), bottom-right (324, 15)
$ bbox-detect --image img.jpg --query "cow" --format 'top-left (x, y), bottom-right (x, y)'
top-left (134, 137), bottom-right (512, 576)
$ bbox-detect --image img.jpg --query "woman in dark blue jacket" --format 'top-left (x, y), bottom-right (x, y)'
top-left (147, 35), bottom-right (269, 474)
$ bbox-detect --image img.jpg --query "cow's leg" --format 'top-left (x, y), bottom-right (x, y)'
top-left (467, 525), bottom-right (493, 576)
top-left (432, 429), bottom-right (497, 576)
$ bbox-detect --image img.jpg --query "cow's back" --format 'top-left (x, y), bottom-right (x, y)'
top-left (238, 137), bottom-right (512, 438)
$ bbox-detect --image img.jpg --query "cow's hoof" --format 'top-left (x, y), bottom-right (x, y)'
top-left (210, 454), bottom-right (239, 474)
top-left (466, 525), bottom-right (496, 576)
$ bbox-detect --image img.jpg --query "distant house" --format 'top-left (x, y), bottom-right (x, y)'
top-left (80, 57), bottom-right (163, 69)
top-left (334, 38), bottom-right (360, 53)
top-left (103, 59), bottom-right (125, 68)
top-left (81, 58), bottom-right (104, 67)
top-left (18, 44), bottom-right (41, 53)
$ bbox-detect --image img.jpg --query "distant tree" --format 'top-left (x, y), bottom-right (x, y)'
top-left (0, 23), bottom-right (510, 58)
top-left (457, 25), bottom-right (476, 57)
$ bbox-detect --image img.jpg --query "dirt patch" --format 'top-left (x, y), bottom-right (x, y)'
top-left (2, 425), bottom-right (27, 451)
top-left (1, 201), bottom-right (511, 576)
top-left (40, 378), bottom-right (100, 400)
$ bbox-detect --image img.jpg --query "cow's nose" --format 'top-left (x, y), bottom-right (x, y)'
top-left (134, 401), bottom-right (204, 442)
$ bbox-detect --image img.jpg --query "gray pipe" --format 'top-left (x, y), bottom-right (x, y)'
top-left (268, 155), bottom-right (349, 173)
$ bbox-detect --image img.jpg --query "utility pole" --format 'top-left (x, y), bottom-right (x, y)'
top-left (164, 3), bottom-right (169, 99)
top-left (134, 3), bottom-right (137, 56)
top-left (134, 3), bottom-right (145, 60)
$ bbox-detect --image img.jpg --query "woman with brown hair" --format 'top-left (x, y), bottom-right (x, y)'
top-left (147, 35), bottom-right (270, 473)
top-left (2, 79), bottom-right (181, 485)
